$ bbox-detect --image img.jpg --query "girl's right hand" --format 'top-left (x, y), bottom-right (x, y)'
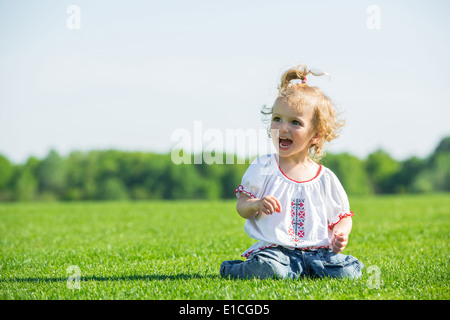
top-left (256, 195), bottom-right (282, 215)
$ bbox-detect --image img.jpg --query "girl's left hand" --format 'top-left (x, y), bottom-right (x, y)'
top-left (331, 231), bottom-right (348, 254)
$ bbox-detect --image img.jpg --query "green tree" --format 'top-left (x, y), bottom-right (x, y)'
top-left (322, 153), bottom-right (372, 195)
top-left (194, 156), bottom-right (227, 199)
top-left (97, 177), bottom-right (129, 200)
top-left (196, 178), bottom-right (222, 199)
top-left (13, 157), bottom-right (39, 201)
top-left (365, 150), bottom-right (401, 194)
top-left (0, 154), bottom-right (14, 200)
top-left (35, 150), bottom-right (67, 199)
top-left (81, 151), bottom-right (101, 200)
top-left (434, 136), bottom-right (450, 154)
top-left (165, 161), bottom-right (202, 199)
top-left (63, 151), bottom-right (87, 200)
top-left (413, 136), bottom-right (450, 193)
top-left (393, 156), bottom-right (425, 193)
top-left (0, 154), bottom-right (13, 189)
top-left (142, 153), bottom-right (172, 199)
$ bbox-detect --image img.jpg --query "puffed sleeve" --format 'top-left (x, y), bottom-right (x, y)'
top-left (234, 154), bottom-right (271, 199)
top-left (324, 169), bottom-right (354, 230)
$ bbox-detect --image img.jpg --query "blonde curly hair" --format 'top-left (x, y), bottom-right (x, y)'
top-left (262, 64), bottom-right (345, 161)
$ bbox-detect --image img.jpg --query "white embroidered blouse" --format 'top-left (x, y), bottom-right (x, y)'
top-left (234, 153), bottom-right (354, 258)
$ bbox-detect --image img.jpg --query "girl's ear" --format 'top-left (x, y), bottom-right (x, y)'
top-left (310, 131), bottom-right (323, 146)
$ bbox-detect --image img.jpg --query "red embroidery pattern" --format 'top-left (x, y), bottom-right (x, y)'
top-left (241, 244), bottom-right (330, 258)
top-left (328, 211), bottom-right (353, 229)
top-left (242, 244), bottom-right (277, 258)
top-left (234, 185), bottom-right (256, 199)
top-left (328, 212), bottom-right (354, 229)
top-left (288, 198), bottom-right (306, 243)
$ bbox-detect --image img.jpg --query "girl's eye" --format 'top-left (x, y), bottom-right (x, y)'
top-left (292, 120), bottom-right (302, 126)
top-left (272, 117), bottom-right (281, 122)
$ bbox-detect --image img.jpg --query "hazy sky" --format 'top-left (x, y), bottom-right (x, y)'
top-left (1, 0), bottom-right (449, 163)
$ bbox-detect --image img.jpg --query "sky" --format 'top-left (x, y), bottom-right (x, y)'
top-left (1, 0), bottom-right (449, 163)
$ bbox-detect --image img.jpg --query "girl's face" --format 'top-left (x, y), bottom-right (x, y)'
top-left (270, 99), bottom-right (319, 161)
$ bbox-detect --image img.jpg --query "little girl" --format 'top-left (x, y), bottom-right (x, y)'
top-left (220, 64), bottom-right (363, 280)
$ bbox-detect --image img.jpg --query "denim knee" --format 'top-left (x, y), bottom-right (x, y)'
top-left (220, 247), bottom-right (291, 279)
top-left (308, 249), bottom-right (364, 279)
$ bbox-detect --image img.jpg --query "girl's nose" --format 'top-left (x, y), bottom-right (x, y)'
top-left (279, 120), bottom-right (289, 132)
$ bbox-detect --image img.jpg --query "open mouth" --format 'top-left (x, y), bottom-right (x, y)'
top-left (279, 137), bottom-right (293, 150)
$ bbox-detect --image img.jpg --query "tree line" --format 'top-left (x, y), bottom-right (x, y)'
top-left (0, 136), bottom-right (448, 201)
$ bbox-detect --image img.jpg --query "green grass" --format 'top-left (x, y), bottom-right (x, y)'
top-left (0, 194), bottom-right (448, 300)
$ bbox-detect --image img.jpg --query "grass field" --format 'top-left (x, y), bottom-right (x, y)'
top-left (0, 194), bottom-right (448, 300)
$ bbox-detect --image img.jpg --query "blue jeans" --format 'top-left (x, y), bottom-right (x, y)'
top-left (220, 246), bottom-right (363, 280)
